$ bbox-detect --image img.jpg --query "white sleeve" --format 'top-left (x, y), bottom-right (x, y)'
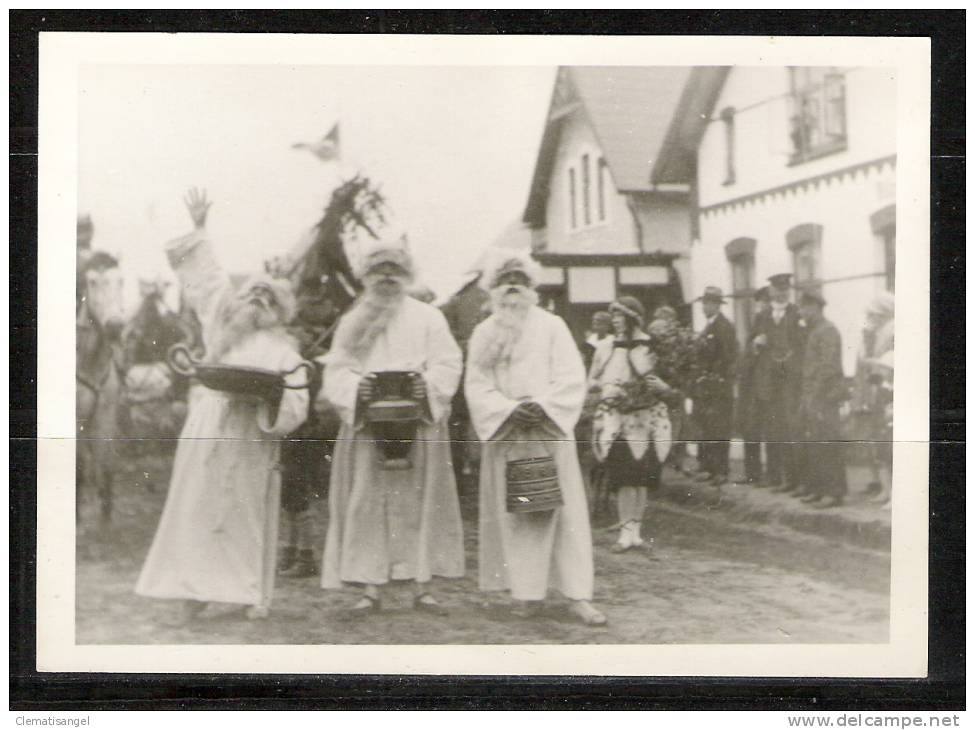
top-left (464, 323), bottom-right (520, 441)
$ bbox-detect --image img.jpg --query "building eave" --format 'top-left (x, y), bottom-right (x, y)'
top-left (651, 66), bottom-right (731, 186)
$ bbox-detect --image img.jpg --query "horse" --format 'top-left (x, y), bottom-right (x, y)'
top-left (76, 251), bottom-right (127, 527)
top-left (119, 282), bottom-right (197, 448)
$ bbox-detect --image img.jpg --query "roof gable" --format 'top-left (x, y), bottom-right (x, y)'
top-left (523, 66), bottom-right (693, 227)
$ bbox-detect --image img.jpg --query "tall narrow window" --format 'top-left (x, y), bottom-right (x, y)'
top-left (786, 223), bottom-right (823, 296)
top-left (871, 205), bottom-right (896, 292)
top-left (725, 237), bottom-right (756, 348)
top-left (568, 167), bottom-right (577, 229)
top-left (721, 107), bottom-right (736, 185)
top-left (597, 157), bottom-right (607, 221)
top-left (581, 154), bottom-right (591, 226)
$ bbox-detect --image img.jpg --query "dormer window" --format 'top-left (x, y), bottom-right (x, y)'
top-left (788, 67), bottom-right (847, 164)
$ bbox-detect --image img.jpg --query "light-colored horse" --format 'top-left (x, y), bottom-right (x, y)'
top-left (76, 252), bottom-right (127, 526)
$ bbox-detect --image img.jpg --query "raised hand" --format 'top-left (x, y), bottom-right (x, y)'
top-left (183, 187), bottom-right (212, 230)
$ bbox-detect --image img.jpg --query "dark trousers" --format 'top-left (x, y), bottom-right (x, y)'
top-left (696, 391), bottom-right (733, 477)
top-left (743, 441), bottom-right (763, 482)
top-left (797, 409), bottom-right (847, 498)
top-left (755, 393), bottom-right (799, 487)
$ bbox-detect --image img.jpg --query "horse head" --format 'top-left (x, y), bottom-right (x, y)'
top-left (82, 251), bottom-right (126, 340)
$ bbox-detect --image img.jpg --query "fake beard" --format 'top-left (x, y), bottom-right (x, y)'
top-left (472, 285), bottom-right (539, 370)
top-left (332, 274), bottom-right (408, 362)
top-left (209, 297), bottom-right (280, 362)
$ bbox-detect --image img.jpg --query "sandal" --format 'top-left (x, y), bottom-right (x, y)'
top-left (413, 593), bottom-right (449, 616)
top-left (569, 600), bottom-right (607, 626)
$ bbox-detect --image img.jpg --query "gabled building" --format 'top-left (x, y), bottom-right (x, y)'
top-left (655, 66), bottom-right (896, 373)
top-left (522, 66), bottom-right (695, 338)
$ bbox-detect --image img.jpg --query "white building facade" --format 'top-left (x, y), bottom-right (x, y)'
top-left (660, 66), bottom-right (897, 374)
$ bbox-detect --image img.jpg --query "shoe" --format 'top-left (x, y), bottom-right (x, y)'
top-left (569, 600), bottom-right (607, 626)
top-left (276, 546), bottom-right (297, 574)
top-left (693, 471), bottom-right (714, 483)
top-left (801, 493), bottom-right (824, 504)
top-left (346, 594), bottom-right (382, 615)
top-left (280, 549), bottom-right (319, 578)
top-left (711, 474), bottom-right (729, 486)
top-left (245, 605), bottom-right (270, 620)
top-left (413, 593), bottom-right (449, 616)
top-left (863, 481), bottom-right (883, 496)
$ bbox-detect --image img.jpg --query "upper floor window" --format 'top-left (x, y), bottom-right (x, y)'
top-left (569, 150), bottom-right (609, 231)
top-left (597, 157), bottom-right (608, 222)
top-left (725, 237), bottom-right (756, 347)
top-left (581, 153), bottom-right (592, 226)
top-left (871, 204), bottom-right (896, 292)
top-left (720, 107), bottom-right (736, 185)
top-left (786, 223), bottom-right (823, 296)
top-left (568, 166), bottom-right (577, 229)
top-left (788, 67), bottom-right (847, 164)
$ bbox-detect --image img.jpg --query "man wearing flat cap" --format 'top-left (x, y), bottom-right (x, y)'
top-left (795, 289), bottom-right (848, 507)
top-left (750, 273), bottom-right (805, 492)
top-left (692, 286), bottom-right (738, 485)
top-left (318, 238), bottom-right (465, 614)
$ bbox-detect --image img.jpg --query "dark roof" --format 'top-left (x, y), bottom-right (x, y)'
top-left (651, 67), bottom-right (730, 185)
top-left (523, 66), bottom-right (693, 227)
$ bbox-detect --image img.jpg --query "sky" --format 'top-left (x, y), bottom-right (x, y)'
top-left (78, 64), bottom-right (555, 309)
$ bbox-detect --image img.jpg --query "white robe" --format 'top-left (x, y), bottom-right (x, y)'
top-left (465, 306), bottom-right (595, 601)
top-left (319, 296), bottom-right (465, 587)
top-left (135, 230), bottom-right (308, 607)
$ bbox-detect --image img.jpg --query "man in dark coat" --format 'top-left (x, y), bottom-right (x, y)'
top-left (735, 286), bottom-right (770, 486)
top-left (751, 273), bottom-right (805, 492)
top-left (795, 290), bottom-right (848, 507)
top-left (692, 286), bottom-right (738, 485)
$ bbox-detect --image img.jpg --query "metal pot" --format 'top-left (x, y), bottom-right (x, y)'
top-left (167, 342), bottom-right (313, 401)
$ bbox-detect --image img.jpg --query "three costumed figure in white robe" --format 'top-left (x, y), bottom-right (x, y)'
top-left (464, 253), bottom-right (606, 625)
top-left (136, 189), bottom-right (309, 622)
top-left (319, 241), bottom-right (465, 614)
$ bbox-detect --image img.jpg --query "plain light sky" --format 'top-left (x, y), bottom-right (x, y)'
top-left (78, 64), bottom-right (555, 307)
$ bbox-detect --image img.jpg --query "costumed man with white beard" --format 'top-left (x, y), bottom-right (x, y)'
top-left (319, 240), bottom-right (465, 615)
top-left (136, 188), bottom-right (310, 623)
top-left (465, 253), bottom-right (607, 626)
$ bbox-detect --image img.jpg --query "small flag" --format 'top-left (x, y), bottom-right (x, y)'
top-left (291, 123), bottom-right (340, 162)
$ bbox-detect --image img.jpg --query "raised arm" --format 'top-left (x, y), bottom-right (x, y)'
top-left (164, 188), bottom-right (230, 337)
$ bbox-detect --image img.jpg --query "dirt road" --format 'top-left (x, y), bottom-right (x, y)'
top-left (76, 451), bottom-right (889, 645)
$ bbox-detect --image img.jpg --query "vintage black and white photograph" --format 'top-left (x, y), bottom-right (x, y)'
top-left (37, 33), bottom-right (930, 675)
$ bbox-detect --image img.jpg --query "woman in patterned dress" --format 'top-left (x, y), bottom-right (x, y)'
top-left (589, 296), bottom-right (674, 553)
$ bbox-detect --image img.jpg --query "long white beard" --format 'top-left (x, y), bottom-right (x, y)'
top-left (333, 284), bottom-right (407, 362)
top-left (209, 297), bottom-right (280, 362)
top-left (471, 285), bottom-right (538, 370)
